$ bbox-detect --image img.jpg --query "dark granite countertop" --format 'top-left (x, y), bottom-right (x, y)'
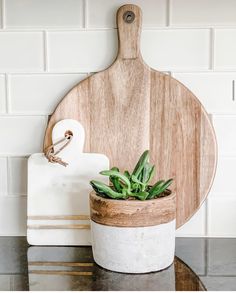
top-left (0, 237), bottom-right (235, 291)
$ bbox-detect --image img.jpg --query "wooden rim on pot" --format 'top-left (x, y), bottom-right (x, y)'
top-left (90, 191), bottom-right (176, 227)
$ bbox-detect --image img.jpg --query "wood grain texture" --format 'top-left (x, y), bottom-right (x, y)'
top-left (90, 191), bottom-right (176, 227)
top-left (29, 262), bottom-right (93, 267)
top-left (28, 215), bottom-right (90, 220)
top-left (29, 271), bottom-right (93, 276)
top-left (27, 224), bottom-right (90, 230)
top-left (175, 258), bottom-right (206, 291)
top-left (43, 4), bottom-right (217, 228)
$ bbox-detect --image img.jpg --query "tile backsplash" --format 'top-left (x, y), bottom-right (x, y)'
top-left (0, 0), bottom-right (235, 237)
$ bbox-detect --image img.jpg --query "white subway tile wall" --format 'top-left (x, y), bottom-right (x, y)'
top-left (87, 0), bottom-right (167, 28)
top-left (176, 203), bottom-right (207, 237)
top-left (0, 158), bottom-right (7, 196)
top-left (0, 75), bottom-right (6, 113)
top-left (213, 116), bottom-right (236, 156)
top-left (170, 0), bottom-right (236, 26)
top-left (141, 30), bottom-right (210, 71)
top-left (0, 116), bottom-right (47, 155)
top-left (172, 73), bottom-right (236, 114)
top-left (48, 31), bottom-right (118, 72)
top-left (5, 0), bottom-right (83, 28)
top-left (214, 29), bottom-right (236, 70)
top-left (210, 157), bottom-right (236, 195)
top-left (0, 1), bottom-right (2, 29)
top-left (0, 32), bottom-right (44, 72)
top-left (208, 198), bottom-right (236, 236)
top-left (8, 158), bottom-right (27, 196)
top-left (0, 197), bottom-right (27, 236)
top-left (9, 74), bottom-right (87, 114)
top-left (0, 0), bottom-right (235, 237)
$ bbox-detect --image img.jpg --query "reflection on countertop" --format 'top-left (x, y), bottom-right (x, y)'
top-left (0, 237), bottom-right (235, 291)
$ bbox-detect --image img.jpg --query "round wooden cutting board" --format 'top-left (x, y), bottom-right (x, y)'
top-left (43, 4), bottom-right (217, 228)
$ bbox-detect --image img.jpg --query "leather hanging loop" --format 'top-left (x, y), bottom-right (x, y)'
top-left (44, 132), bottom-right (73, 167)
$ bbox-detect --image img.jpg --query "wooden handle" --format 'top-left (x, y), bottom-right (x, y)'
top-left (117, 4), bottom-right (142, 60)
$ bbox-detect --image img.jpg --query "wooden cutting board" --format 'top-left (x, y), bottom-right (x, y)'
top-left (43, 4), bottom-right (217, 228)
top-left (28, 119), bottom-right (109, 245)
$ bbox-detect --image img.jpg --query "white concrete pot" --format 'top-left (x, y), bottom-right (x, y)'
top-left (90, 191), bottom-right (176, 274)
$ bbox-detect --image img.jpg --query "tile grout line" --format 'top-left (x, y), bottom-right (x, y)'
top-left (0, 71), bottom-right (89, 75)
top-left (232, 80), bottom-right (235, 101)
top-left (83, 0), bottom-right (88, 29)
top-left (205, 198), bottom-right (209, 237)
top-left (0, 113), bottom-right (51, 117)
top-left (0, 154), bottom-right (32, 158)
top-left (43, 31), bottom-right (49, 72)
top-left (210, 28), bottom-right (215, 70)
top-left (3, 73), bottom-right (7, 113)
top-left (2, 70), bottom-right (236, 75)
top-left (1, 26), bottom-right (236, 32)
top-left (167, 0), bottom-right (171, 27)
top-left (0, 68), bottom-right (229, 74)
top-left (1, 0), bottom-right (5, 29)
top-left (0, 0), bottom-right (2, 29)
top-left (6, 156), bottom-right (10, 197)
top-left (5, 73), bottom-right (10, 113)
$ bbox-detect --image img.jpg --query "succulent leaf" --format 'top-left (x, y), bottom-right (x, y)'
top-left (148, 180), bottom-right (165, 199)
top-left (100, 170), bottom-right (131, 190)
top-left (132, 150), bottom-right (149, 178)
top-left (124, 170), bottom-right (131, 179)
top-left (90, 150), bottom-right (173, 201)
top-left (109, 167), bottom-right (123, 192)
top-left (90, 180), bottom-right (125, 199)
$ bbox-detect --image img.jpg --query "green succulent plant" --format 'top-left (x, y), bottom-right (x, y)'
top-left (90, 150), bottom-right (173, 201)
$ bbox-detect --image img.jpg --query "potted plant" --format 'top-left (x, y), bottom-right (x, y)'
top-left (89, 150), bottom-right (175, 274)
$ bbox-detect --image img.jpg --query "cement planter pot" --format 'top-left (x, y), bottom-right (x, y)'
top-left (90, 190), bottom-right (176, 274)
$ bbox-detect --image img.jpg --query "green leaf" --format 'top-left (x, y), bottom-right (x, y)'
top-left (137, 168), bottom-right (144, 182)
top-left (141, 163), bottom-right (150, 183)
top-left (147, 180), bottom-right (165, 199)
top-left (132, 191), bottom-right (149, 201)
top-left (131, 182), bottom-right (140, 193)
top-left (90, 180), bottom-right (126, 199)
top-left (132, 150), bottom-right (149, 178)
top-left (109, 167), bottom-right (123, 192)
top-left (131, 174), bottom-right (143, 185)
top-left (154, 179), bottom-right (173, 197)
top-left (142, 163), bottom-right (155, 185)
top-left (131, 174), bottom-right (146, 192)
top-left (148, 179), bottom-right (173, 199)
top-left (100, 170), bottom-right (131, 190)
top-left (124, 170), bottom-right (131, 179)
top-left (146, 165), bottom-right (155, 184)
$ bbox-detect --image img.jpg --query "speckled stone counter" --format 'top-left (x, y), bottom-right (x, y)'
top-left (0, 237), bottom-right (235, 291)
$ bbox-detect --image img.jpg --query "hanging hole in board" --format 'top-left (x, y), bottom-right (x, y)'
top-left (65, 130), bottom-right (73, 139)
top-left (123, 11), bottom-right (135, 23)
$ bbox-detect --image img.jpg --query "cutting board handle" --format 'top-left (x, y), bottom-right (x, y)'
top-left (117, 4), bottom-right (142, 60)
top-left (52, 119), bottom-right (85, 162)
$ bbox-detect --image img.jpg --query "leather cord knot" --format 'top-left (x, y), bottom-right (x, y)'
top-left (44, 132), bottom-right (73, 167)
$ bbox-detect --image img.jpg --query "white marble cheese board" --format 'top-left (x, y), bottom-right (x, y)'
top-left (27, 119), bottom-right (109, 246)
